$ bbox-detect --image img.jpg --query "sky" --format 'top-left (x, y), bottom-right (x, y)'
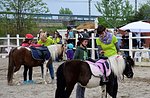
top-left (43, 0), bottom-right (148, 15)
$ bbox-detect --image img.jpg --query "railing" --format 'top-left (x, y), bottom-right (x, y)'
top-left (0, 33), bottom-right (150, 66)
top-left (0, 34), bottom-right (38, 58)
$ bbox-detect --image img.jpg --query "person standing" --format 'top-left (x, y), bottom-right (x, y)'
top-left (37, 32), bottom-right (55, 83)
top-left (121, 30), bottom-right (129, 56)
top-left (38, 32), bottom-right (54, 46)
top-left (73, 33), bottom-right (89, 98)
top-left (114, 29), bottom-right (122, 48)
top-left (96, 25), bottom-right (121, 58)
top-left (53, 31), bottom-right (62, 44)
top-left (66, 40), bottom-right (74, 60)
top-left (21, 34), bottom-right (41, 84)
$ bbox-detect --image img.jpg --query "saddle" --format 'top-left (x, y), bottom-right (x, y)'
top-left (30, 46), bottom-right (50, 60)
top-left (86, 59), bottom-right (111, 78)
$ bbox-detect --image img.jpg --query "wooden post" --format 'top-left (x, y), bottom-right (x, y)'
top-left (16, 34), bottom-right (20, 46)
top-left (129, 32), bottom-right (133, 58)
top-left (91, 33), bottom-right (95, 59)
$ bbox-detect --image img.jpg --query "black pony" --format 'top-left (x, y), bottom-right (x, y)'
top-left (55, 55), bottom-right (134, 98)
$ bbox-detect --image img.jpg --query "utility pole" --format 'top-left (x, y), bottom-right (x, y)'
top-left (135, 0), bottom-right (137, 14)
top-left (89, 0), bottom-right (92, 20)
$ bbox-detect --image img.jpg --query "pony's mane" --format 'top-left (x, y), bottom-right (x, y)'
top-left (47, 44), bottom-right (64, 61)
top-left (108, 55), bottom-right (125, 78)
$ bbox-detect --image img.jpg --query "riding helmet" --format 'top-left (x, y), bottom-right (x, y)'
top-left (25, 34), bottom-right (34, 39)
top-left (78, 33), bottom-right (89, 41)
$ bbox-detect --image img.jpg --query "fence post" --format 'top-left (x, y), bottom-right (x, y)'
top-left (75, 34), bottom-right (78, 46)
top-left (91, 33), bottom-right (95, 59)
top-left (16, 34), bottom-right (20, 46)
top-left (37, 34), bottom-right (39, 41)
top-left (7, 34), bottom-right (10, 54)
top-left (129, 32), bottom-right (133, 58)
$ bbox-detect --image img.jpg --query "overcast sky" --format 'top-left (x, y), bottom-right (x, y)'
top-left (43, 0), bottom-right (148, 15)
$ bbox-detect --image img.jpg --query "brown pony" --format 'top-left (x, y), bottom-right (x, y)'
top-left (7, 44), bottom-right (65, 85)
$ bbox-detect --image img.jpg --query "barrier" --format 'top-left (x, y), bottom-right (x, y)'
top-left (0, 33), bottom-right (150, 66)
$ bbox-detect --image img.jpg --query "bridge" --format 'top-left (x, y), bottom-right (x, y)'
top-left (0, 11), bottom-right (99, 24)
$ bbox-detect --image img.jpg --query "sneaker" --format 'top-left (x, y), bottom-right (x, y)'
top-left (23, 80), bottom-right (28, 84)
top-left (50, 79), bottom-right (55, 84)
top-left (28, 80), bottom-right (35, 84)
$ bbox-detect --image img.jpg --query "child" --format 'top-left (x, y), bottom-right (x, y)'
top-left (53, 31), bottom-right (62, 44)
top-left (21, 34), bottom-right (41, 84)
top-left (66, 40), bottom-right (74, 60)
top-left (73, 33), bottom-right (89, 98)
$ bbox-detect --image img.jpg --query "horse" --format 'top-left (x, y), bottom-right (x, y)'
top-left (7, 44), bottom-right (65, 85)
top-left (55, 55), bottom-right (134, 98)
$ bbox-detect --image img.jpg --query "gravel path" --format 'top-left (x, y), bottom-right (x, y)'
top-left (0, 58), bottom-right (150, 98)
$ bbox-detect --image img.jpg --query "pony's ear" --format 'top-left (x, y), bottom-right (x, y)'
top-left (123, 55), bottom-right (126, 59)
top-left (126, 56), bottom-right (132, 59)
top-left (128, 56), bottom-right (131, 58)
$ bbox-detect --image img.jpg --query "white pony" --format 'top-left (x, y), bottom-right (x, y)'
top-left (101, 54), bottom-right (125, 97)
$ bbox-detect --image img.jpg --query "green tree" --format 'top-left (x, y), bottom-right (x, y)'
top-left (95, 0), bottom-right (134, 28)
top-left (59, 7), bottom-right (73, 25)
top-left (1, 0), bottom-right (49, 36)
top-left (59, 7), bottom-right (73, 14)
top-left (131, 3), bottom-right (150, 22)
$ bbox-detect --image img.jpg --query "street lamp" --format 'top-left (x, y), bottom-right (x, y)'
top-left (89, 0), bottom-right (92, 20)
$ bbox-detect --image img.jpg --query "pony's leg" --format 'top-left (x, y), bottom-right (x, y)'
top-left (101, 85), bottom-right (107, 98)
top-left (106, 77), bottom-right (118, 98)
top-left (40, 64), bottom-right (44, 78)
top-left (7, 64), bottom-right (14, 85)
top-left (14, 64), bottom-right (21, 73)
top-left (65, 84), bottom-right (75, 98)
top-left (43, 61), bottom-right (48, 84)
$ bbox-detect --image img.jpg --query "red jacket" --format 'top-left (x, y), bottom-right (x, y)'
top-left (21, 41), bottom-right (42, 47)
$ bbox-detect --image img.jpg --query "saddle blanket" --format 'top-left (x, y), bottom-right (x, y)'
top-left (86, 59), bottom-right (111, 77)
top-left (30, 46), bottom-right (50, 60)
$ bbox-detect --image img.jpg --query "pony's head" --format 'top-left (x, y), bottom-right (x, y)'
top-left (123, 56), bottom-right (134, 78)
top-left (47, 44), bottom-right (65, 61)
top-left (108, 55), bottom-right (134, 80)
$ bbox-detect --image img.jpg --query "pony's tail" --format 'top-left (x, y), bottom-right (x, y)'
top-left (7, 48), bottom-right (15, 85)
top-left (55, 63), bottom-right (66, 98)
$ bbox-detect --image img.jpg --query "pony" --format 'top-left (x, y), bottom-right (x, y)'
top-left (7, 44), bottom-right (65, 85)
top-left (55, 55), bottom-right (134, 98)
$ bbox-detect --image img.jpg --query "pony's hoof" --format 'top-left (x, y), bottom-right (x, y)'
top-left (8, 82), bottom-right (13, 86)
top-left (42, 81), bottom-right (47, 84)
top-left (44, 82), bottom-right (47, 84)
top-left (49, 79), bottom-right (55, 84)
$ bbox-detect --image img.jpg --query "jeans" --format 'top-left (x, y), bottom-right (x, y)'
top-left (122, 45), bottom-right (129, 57)
top-left (76, 84), bottom-right (85, 98)
top-left (48, 64), bottom-right (54, 79)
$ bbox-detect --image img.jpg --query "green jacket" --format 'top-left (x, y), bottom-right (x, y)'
top-left (38, 36), bottom-right (54, 46)
top-left (73, 46), bottom-right (88, 60)
top-left (53, 37), bottom-right (61, 44)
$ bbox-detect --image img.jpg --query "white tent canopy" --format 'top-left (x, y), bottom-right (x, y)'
top-left (119, 21), bottom-right (150, 32)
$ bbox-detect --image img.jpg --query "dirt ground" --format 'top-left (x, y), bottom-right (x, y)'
top-left (0, 58), bottom-right (150, 98)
